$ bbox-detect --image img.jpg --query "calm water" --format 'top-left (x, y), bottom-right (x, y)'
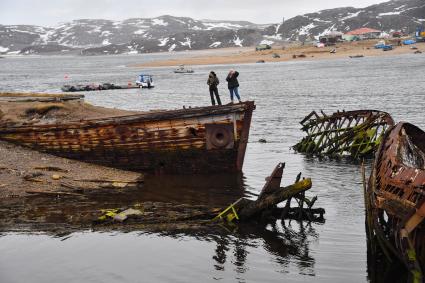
top-left (0, 51), bottom-right (424, 282)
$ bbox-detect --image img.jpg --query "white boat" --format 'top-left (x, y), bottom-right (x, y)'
top-left (135, 74), bottom-right (154, 88)
top-left (174, 65), bottom-right (194, 73)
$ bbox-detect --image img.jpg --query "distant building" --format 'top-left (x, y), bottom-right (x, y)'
top-left (319, 31), bottom-right (343, 45)
top-left (255, 44), bottom-right (271, 51)
top-left (346, 28), bottom-right (382, 39)
top-left (342, 34), bottom-right (360, 41)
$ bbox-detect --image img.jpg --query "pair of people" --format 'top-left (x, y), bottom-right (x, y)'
top-left (207, 69), bottom-right (242, 106)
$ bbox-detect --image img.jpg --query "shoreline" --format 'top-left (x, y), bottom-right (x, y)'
top-left (130, 40), bottom-right (425, 68)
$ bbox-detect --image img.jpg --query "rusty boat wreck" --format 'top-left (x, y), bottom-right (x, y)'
top-left (294, 110), bottom-right (394, 159)
top-left (0, 101), bottom-right (256, 174)
top-left (365, 122), bottom-right (425, 279)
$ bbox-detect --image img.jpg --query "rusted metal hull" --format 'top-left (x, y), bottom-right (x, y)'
top-left (366, 122), bottom-right (425, 275)
top-left (294, 110), bottom-right (394, 158)
top-left (0, 102), bottom-right (255, 174)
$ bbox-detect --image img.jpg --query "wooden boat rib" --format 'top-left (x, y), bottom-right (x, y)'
top-left (294, 110), bottom-right (394, 158)
top-left (367, 122), bottom-right (425, 276)
top-left (0, 101), bottom-right (256, 174)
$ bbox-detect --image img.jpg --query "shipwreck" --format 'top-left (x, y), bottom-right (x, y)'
top-left (294, 110), bottom-right (395, 158)
top-left (365, 122), bottom-right (425, 281)
top-left (0, 98), bottom-right (256, 174)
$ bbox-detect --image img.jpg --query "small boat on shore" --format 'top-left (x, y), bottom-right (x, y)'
top-left (365, 122), bottom-right (425, 278)
top-left (174, 65), bottom-right (194, 73)
top-left (61, 74), bottom-right (154, 92)
top-left (135, 74), bottom-right (154, 88)
top-left (0, 101), bottom-right (256, 174)
top-left (349, 55), bottom-right (364, 58)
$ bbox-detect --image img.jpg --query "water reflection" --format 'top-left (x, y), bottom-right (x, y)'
top-left (210, 220), bottom-right (319, 277)
top-left (366, 237), bottom-right (408, 283)
top-left (1, 169), bottom-right (323, 280)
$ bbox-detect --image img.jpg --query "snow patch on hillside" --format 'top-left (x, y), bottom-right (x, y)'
top-left (180, 37), bottom-right (192, 48)
top-left (298, 23), bottom-right (317, 35)
top-left (134, 29), bottom-right (146, 35)
top-left (152, 19), bottom-right (168, 26)
top-left (209, 42), bottom-right (221, 48)
top-left (204, 23), bottom-right (242, 30)
top-left (260, 40), bottom-right (274, 45)
top-left (0, 46), bottom-right (9, 53)
top-left (379, 11), bottom-right (401, 16)
top-left (341, 11), bottom-right (363, 21)
top-left (101, 31), bottom-right (112, 37)
top-left (168, 44), bottom-right (176, 51)
top-left (233, 36), bottom-right (243, 46)
top-left (158, 37), bottom-right (169, 46)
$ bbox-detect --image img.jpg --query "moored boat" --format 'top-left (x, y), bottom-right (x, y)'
top-left (174, 64), bottom-right (194, 73)
top-left (366, 122), bottom-right (425, 278)
top-left (0, 101), bottom-right (256, 174)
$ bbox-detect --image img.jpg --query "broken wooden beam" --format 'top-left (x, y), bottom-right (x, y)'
top-left (238, 178), bottom-right (312, 219)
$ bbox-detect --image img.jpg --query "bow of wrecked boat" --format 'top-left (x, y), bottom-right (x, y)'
top-left (0, 93), bottom-right (255, 174)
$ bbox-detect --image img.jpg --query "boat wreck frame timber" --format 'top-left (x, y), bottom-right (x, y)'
top-left (294, 110), bottom-right (395, 158)
top-left (365, 122), bottom-right (425, 280)
top-left (0, 101), bottom-right (255, 174)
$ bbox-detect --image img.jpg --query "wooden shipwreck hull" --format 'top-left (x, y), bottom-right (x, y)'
top-left (366, 122), bottom-right (425, 276)
top-left (294, 110), bottom-right (394, 158)
top-left (0, 102), bottom-right (255, 174)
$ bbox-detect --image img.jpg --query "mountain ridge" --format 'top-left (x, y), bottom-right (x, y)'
top-left (0, 0), bottom-right (423, 55)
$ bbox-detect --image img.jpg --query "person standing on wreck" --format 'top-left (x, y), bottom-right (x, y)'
top-left (226, 69), bottom-right (242, 103)
top-left (207, 71), bottom-right (222, 106)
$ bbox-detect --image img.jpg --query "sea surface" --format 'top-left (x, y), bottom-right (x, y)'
top-left (0, 51), bottom-right (424, 283)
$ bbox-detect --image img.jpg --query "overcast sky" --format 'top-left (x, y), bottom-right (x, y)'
top-left (1, 0), bottom-right (388, 26)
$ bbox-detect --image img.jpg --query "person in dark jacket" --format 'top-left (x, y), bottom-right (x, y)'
top-left (207, 71), bottom-right (222, 106)
top-left (226, 69), bottom-right (241, 103)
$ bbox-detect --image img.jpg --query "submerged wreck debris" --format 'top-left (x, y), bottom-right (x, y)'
top-left (93, 163), bottom-right (324, 229)
top-left (364, 122), bottom-right (425, 281)
top-left (213, 163), bottom-right (324, 223)
top-left (0, 97), bottom-right (256, 174)
top-left (294, 110), bottom-right (394, 158)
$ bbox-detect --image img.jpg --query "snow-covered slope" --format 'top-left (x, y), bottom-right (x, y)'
top-left (0, 0), bottom-right (424, 55)
top-left (266, 0), bottom-right (425, 41)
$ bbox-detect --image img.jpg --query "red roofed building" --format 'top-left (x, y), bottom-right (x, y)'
top-left (346, 28), bottom-right (382, 39)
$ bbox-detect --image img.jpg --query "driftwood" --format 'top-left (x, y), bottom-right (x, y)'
top-left (34, 166), bottom-right (69, 173)
top-left (73, 178), bottom-right (143, 184)
top-left (25, 190), bottom-right (84, 196)
top-left (238, 178), bottom-right (312, 219)
top-left (214, 163), bottom-right (323, 223)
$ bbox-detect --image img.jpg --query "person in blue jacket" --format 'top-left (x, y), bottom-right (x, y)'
top-left (226, 69), bottom-right (242, 103)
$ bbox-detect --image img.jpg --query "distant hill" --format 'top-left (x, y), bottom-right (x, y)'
top-left (0, 0), bottom-right (424, 55)
top-left (266, 0), bottom-right (425, 41)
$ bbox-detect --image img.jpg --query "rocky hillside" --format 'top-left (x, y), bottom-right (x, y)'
top-left (0, 0), bottom-right (424, 55)
top-left (267, 0), bottom-right (425, 41)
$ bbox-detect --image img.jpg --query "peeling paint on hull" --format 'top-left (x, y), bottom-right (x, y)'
top-left (0, 102), bottom-right (256, 174)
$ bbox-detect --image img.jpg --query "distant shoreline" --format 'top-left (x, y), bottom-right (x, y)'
top-left (129, 40), bottom-right (425, 68)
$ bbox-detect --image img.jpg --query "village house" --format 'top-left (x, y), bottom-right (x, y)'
top-left (345, 28), bottom-right (382, 40)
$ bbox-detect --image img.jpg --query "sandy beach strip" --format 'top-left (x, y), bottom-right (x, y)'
top-left (130, 40), bottom-right (425, 68)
